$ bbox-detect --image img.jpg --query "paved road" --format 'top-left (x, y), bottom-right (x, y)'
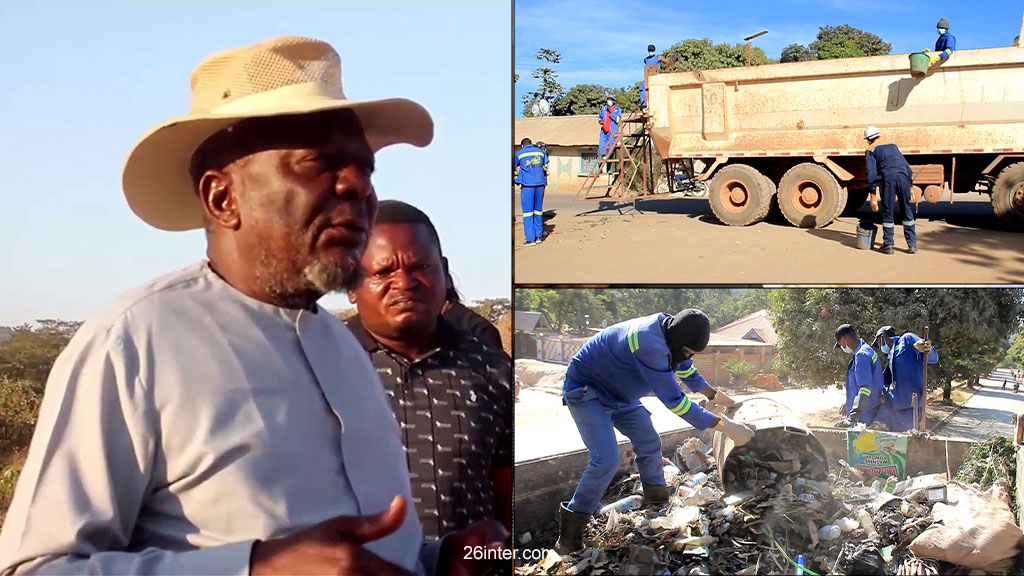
top-left (514, 189), bottom-right (1024, 284)
top-left (514, 386), bottom-right (845, 463)
top-left (932, 368), bottom-right (1024, 441)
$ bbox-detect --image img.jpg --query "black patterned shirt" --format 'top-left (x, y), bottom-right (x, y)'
top-left (345, 315), bottom-right (513, 539)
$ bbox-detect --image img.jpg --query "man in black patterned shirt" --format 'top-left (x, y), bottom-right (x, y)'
top-left (346, 200), bottom-right (513, 540)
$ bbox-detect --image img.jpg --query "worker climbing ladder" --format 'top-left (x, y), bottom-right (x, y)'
top-left (574, 112), bottom-right (655, 202)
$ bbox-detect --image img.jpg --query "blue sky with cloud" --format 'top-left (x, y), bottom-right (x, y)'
top-left (0, 1), bottom-right (511, 325)
top-left (515, 0), bottom-right (1024, 114)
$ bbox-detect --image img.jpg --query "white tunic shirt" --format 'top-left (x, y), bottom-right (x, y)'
top-left (0, 262), bottom-right (424, 574)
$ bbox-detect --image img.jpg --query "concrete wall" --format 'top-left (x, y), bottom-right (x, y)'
top-left (544, 145), bottom-right (612, 191)
top-left (514, 428), bottom-right (975, 539)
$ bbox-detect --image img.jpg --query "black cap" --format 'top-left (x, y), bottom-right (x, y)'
top-left (834, 324), bottom-right (856, 349)
top-left (666, 309), bottom-right (711, 363)
top-left (648, 44), bottom-right (656, 51)
top-left (874, 325), bottom-right (897, 342)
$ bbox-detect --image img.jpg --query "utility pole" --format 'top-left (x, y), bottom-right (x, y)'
top-left (743, 30), bottom-right (769, 67)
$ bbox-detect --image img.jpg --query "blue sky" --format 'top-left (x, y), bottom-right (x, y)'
top-left (0, 0), bottom-right (510, 326)
top-left (515, 0), bottom-right (1024, 115)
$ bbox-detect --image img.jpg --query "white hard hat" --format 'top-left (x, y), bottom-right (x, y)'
top-left (864, 125), bottom-right (880, 140)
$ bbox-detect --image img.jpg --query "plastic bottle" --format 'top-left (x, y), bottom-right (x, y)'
top-left (870, 479), bottom-right (881, 496)
top-left (884, 476), bottom-right (898, 493)
top-left (817, 524), bottom-right (841, 541)
top-left (598, 494), bottom-right (642, 516)
top-left (793, 554), bottom-right (806, 575)
top-left (857, 508), bottom-right (879, 540)
top-left (685, 472), bottom-right (709, 487)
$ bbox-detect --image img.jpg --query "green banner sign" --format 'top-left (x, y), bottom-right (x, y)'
top-left (847, 429), bottom-right (908, 480)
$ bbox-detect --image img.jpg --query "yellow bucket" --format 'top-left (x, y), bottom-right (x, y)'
top-left (909, 53), bottom-right (930, 78)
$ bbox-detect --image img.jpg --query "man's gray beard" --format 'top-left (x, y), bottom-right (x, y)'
top-left (254, 248), bottom-right (361, 306)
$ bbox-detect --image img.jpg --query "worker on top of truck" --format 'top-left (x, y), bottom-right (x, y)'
top-left (835, 323), bottom-right (885, 428)
top-left (598, 96), bottom-right (622, 158)
top-left (641, 44), bottom-right (671, 108)
top-left (928, 17), bottom-right (956, 67)
top-left (865, 125), bottom-right (917, 255)
top-left (554, 309), bottom-right (755, 553)
top-left (873, 325), bottom-right (938, 432)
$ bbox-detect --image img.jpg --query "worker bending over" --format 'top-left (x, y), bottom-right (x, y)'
top-left (835, 324), bottom-right (885, 428)
top-left (555, 309), bottom-right (755, 553)
top-left (873, 326), bottom-right (937, 432)
top-left (864, 125), bottom-right (916, 254)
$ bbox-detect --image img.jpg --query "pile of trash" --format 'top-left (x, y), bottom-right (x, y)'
top-left (516, 437), bottom-right (1022, 575)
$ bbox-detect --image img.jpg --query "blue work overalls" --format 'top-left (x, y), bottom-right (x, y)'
top-left (846, 338), bottom-right (885, 426)
top-left (866, 141), bottom-right (916, 248)
top-left (562, 313), bottom-right (717, 515)
top-left (879, 333), bottom-right (938, 431)
top-left (598, 105), bottom-right (622, 158)
top-left (513, 144), bottom-right (548, 242)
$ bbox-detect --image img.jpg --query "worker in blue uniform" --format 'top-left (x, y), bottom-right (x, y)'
top-left (834, 324), bottom-right (885, 428)
top-left (927, 17), bottom-right (955, 67)
top-left (554, 309), bottom-right (755, 553)
top-left (513, 137), bottom-right (548, 246)
top-left (640, 44), bottom-right (670, 108)
top-left (873, 326), bottom-right (937, 432)
top-left (598, 96), bottom-right (622, 158)
top-left (864, 125), bottom-right (916, 255)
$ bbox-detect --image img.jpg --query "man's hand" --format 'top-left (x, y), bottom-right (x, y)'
top-left (439, 520), bottom-right (510, 576)
top-left (913, 339), bottom-right (933, 354)
top-left (928, 53), bottom-right (941, 66)
top-left (250, 495), bottom-right (415, 576)
top-left (712, 414), bottom-right (755, 446)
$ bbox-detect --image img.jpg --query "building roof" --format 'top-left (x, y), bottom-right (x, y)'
top-left (515, 115), bottom-right (599, 147)
top-left (712, 309), bottom-right (778, 345)
top-left (515, 311), bottom-right (554, 333)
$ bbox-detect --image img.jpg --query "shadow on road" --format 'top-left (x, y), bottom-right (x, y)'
top-left (918, 226), bottom-right (1024, 283)
top-left (806, 227), bottom-right (858, 248)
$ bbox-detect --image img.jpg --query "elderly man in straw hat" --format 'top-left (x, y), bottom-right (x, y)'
top-left (0, 36), bottom-right (506, 575)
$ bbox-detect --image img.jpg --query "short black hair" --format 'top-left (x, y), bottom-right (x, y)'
top-left (375, 200), bottom-right (444, 257)
top-left (648, 44), bottom-right (656, 51)
top-left (521, 137), bottom-right (532, 146)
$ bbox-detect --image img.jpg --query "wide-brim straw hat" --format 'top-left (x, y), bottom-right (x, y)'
top-left (122, 35), bottom-right (433, 231)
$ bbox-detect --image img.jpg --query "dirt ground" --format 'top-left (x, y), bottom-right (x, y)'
top-left (514, 189), bottom-right (1024, 284)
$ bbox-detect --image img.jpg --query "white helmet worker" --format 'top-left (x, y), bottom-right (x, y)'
top-left (864, 125), bottom-right (880, 140)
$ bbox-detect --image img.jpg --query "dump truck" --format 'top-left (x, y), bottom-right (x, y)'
top-left (645, 19), bottom-right (1024, 230)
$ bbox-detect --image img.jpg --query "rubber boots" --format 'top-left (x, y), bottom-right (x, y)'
top-left (642, 483), bottom-right (673, 507)
top-left (554, 502), bottom-right (591, 554)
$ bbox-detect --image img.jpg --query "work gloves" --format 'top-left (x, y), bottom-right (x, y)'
top-left (712, 413), bottom-right (755, 446)
top-left (913, 339), bottom-right (933, 354)
top-left (702, 387), bottom-right (741, 416)
top-left (847, 394), bottom-right (868, 425)
top-left (928, 52), bottom-right (942, 66)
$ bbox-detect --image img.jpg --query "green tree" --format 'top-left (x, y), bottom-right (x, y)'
top-left (722, 359), bottom-right (755, 387)
top-left (0, 320), bottom-right (82, 391)
top-left (815, 38), bottom-right (865, 60)
top-left (1007, 330), bottom-right (1024, 368)
top-left (469, 298), bottom-right (511, 322)
top-left (810, 24), bottom-right (891, 57)
top-left (522, 48), bottom-right (566, 117)
top-left (552, 83), bottom-right (608, 115)
top-left (770, 289), bottom-right (1024, 402)
top-left (662, 38), bottom-right (770, 72)
top-left (780, 43), bottom-right (812, 62)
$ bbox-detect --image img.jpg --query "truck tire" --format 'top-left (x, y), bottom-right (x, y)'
top-left (992, 162), bottom-right (1024, 230)
top-left (841, 188), bottom-right (870, 216)
top-left (708, 164), bottom-right (773, 226)
top-left (777, 163), bottom-right (843, 228)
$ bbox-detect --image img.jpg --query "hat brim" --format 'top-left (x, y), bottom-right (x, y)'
top-left (122, 96), bottom-right (433, 231)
